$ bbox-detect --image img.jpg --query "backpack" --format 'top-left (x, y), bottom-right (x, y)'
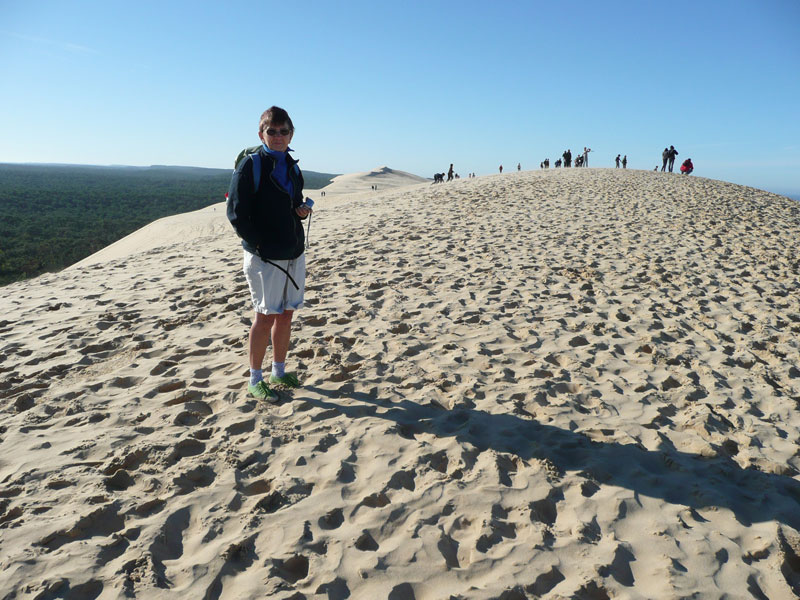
top-left (235, 145), bottom-right (263, 190)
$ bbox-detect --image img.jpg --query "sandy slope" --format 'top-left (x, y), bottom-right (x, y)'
top-left (69, 203), bottom-right (231, 270)
top-left (70, 165), bottom-right (428, 269)
top-left (306, 166), bottom-right (430, 203)
top-left (1, 168), bottom-right (800, 599)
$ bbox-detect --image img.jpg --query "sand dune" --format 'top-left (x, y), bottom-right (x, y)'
top-left (307, 165), bottom-right (429, 202)
top-left (69, 202), bottom-right (230, 270)
top-left (2, 168), bottom-right (800, 598)
top-left (70, 166), bottom-right (428, 269)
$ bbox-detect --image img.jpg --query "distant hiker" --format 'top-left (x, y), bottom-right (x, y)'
top-left (563, 149), bottom-right (572, 167)
top-left (583, 147), bottom-right (592, 167)
top-left (227, 106), bottom-right (311, 402)
top-left (517, 163), bottom-right (521, 171)
top-left (661, 147), bottom-right (669, 172)
top-left (622, 155), bottom-right (627, 169)
top-left (667, 146), bottom-right (679, 172)
top-left (499, 165), bottom-right (503, 173)
top-left (555, 159), bottom-right (562, 168)
top-left (615, 154), bottom-right (621, 168)
top-left (447, 164), bottom-right (454, 182)
top-left (680, 158), bottom-right (693, 174)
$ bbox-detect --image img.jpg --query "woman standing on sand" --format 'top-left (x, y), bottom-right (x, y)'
top-left (227, 106), bottom-right (312, 402)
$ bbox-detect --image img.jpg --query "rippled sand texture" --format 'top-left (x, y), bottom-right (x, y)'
top-left (1, 168), bottom-right (799, 599)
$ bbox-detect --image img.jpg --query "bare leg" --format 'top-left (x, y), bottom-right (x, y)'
top-left (249, 312), bottom-right (275, 370)
top-left (271, 310), bottom-right (294, 363)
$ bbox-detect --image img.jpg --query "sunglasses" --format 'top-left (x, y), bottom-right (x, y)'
top-left (265, 127), bottom-right (291, 137)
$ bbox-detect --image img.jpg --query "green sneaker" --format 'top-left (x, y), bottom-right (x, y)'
top-left (269, 372), bottom-right (300, 388)
top-left (248, 380), bottom-right (277, 401)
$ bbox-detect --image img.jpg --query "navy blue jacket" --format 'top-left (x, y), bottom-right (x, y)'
top-left (226, 148), bottom-right (306, 260)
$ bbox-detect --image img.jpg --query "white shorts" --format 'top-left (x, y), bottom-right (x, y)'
top-left (243, 250), bottom-right (305, 315)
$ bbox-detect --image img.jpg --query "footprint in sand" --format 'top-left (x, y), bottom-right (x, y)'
top-left (225, 418), bottom-right (255, 435)
top-left (173, 465), bottom-right (215, 494)
top-left (148, 507), bottom-right (191, 585)
top-left (318, 508), bottom-right (344, 530)
top-left (337, 461), bottom-right (356, 483)
top-left (529, 489), bottom-right (562, 527)
top-left (36, 502), bottom-right (125, 552)
top-left (270, 554), bottom-right (309, 585)
top-left (303, 315), bottom-right (328, 327)
top-left (149, 359), bottom-right (178, 376)
top-left (354, 530), bottom-right (379, 551)
top-left (166, 439), bottom-right (205, 464)
top-left (475, 505), bottom-right (517, 553)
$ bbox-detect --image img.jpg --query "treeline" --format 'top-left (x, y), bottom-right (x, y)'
top-left (0, 163), bottom-right (337, 286)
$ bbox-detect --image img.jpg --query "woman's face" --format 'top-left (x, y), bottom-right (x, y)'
top-left (260, 122), bottom-right (294, 152)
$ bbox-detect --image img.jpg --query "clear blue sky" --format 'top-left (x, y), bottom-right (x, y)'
top-left (1, 0), bottom-right (799, 196)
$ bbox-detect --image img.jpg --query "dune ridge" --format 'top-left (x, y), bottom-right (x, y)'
top-left (1, 168), bottom-right (800, 598)
top-left (69, 165), bottom-right (428, 269)
top-left (312, 165), bottom-right (429, 199)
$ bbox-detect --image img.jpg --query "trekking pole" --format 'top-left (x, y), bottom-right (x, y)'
top-left (303, 198), bottom-right (315, 247)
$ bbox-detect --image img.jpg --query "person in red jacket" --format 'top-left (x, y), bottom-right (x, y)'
top-left (680, 158), bottom-right (694, 175)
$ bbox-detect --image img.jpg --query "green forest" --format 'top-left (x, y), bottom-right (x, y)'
top-left (0, 163), bottom-right (337, 286)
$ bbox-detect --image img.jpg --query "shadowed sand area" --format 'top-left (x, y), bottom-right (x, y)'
top-left (1, 168), bottom-right (800, 598)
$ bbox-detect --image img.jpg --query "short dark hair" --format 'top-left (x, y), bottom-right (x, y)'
top-left (259, 106), bottom-right (294, 134)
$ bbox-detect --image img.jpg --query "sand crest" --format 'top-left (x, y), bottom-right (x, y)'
top-left (1, 168), bottom-right (800, 598)
top-left (307, 166), bottom-right (429, 203)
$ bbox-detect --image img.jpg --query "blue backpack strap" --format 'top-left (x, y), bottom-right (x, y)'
top-left (251, 152), bottom-right (261, 192)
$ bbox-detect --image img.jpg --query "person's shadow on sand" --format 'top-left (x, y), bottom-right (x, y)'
top-left (300, 387), bottom-right (800, 532)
